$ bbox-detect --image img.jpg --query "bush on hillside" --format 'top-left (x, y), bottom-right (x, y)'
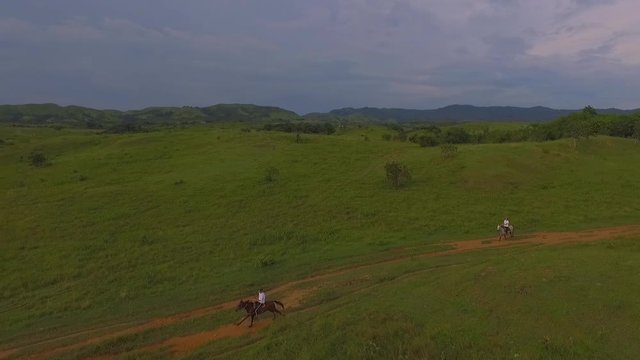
top-left (634, 121), bottom-right (640, 142)
top-left (602, 116), bottom-right (636, 137)
top-left (264, 167), bottom-right (280, 183)
top-left (417, 134), bottom-right (439, 147)
top-left (385, 161), bottom-right (412, 189)
top-left (393, 132), bottom-right (408, 142)
top-left (29, 151), bottom-right (49, 167)
top-left (443, 127), bottom-right (471, 144)
top-left (255, 254), bottom-right (276, 268)
top-left (440, 143), bottom-right (458, 159)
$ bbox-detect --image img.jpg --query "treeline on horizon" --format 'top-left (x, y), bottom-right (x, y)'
top-left (381, 107), bottom-right (640, 147)
top-left (1, 103), bottom-right (639, 144)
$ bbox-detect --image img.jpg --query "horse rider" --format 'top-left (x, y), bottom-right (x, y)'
top-left (503, 217), bottom-right (511, 232)
top-left (255, 288), bottom-right (266, 314)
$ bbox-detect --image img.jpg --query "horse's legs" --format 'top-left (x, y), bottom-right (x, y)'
top-left (237, 314), bottom-right (250, 326)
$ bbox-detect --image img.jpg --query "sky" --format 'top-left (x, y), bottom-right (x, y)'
top-left (1, 0), bottom-right (639, 114)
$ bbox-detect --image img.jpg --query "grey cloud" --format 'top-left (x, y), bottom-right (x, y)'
top-left (1, 0), bottom-right (639, 112)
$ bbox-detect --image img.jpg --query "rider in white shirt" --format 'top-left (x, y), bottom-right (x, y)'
top-left (255, 289), bottom-right (266, 314)
top-left (503, 218), bottom-right (511, 234)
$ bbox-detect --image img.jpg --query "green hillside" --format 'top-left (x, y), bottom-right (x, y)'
top-left (304, 105), bottom-right (640, 123)
top-left (1, 123), bottom-right (639, 358)
top-left (0, 103), bottom-right (301, 128)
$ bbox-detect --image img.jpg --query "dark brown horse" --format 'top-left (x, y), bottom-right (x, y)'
top-left (236, 300), bottom-right (285, 327)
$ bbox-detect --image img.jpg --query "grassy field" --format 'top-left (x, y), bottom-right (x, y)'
top-left (1, 123), bottom-right (639, 357)
top-left (196, 237), bottom-right (640, 360)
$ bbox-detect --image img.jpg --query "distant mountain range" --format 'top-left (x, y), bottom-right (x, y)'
top-left (304, 105), bottom-right (640, 123)
top-left (1, 103), bottom-right (638, 127)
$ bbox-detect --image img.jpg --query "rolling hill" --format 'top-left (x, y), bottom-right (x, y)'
top-left (2, 103), bottom-right (639, 128)
top-left (0, 103), bottom-right (301, 128)
top-left (304, 105), bottom-right (640, 123)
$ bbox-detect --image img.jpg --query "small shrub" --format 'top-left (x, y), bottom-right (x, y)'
top-left (140, 235), bottom-right (155, 246)
top-left (418, 134), bottom-right (439, 147)
top-left (440, 143), bottom-right (458, 159)
top-left (264, 167), bottom-right (280, 183)
top-left (384, 161), bottom-right (412, 189)
top-left (382, 134), bottom-right (392, 141)
top-left (255, 255), bottom-right (276, 268)
top-left (393, 132), bottom-right (407, 142)
top-left (29, 151), bottom-right (49, 167)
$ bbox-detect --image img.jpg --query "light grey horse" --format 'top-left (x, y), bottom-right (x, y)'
top-left (497, 224), bottom-right (514, 241)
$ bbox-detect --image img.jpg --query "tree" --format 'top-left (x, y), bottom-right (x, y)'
top-left (582, 105), bottom-right (597, 117)
top-left (633, 121), bottom-right (640, 142)
top-left (384, 161), bottom-right (411, 189)
top-left (443, 127), bottom-right (471, 144)
top-left (564, 112), bottom-right (598, 147)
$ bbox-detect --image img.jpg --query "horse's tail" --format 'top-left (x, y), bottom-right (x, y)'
top-left (273, 300), bottom-right (285, 310)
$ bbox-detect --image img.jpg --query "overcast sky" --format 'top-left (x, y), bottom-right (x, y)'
top-left (1, 0), bottom-right (639, 113)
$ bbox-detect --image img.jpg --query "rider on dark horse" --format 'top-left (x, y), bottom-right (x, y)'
top-left (255, 288), bottom-right (266, 315)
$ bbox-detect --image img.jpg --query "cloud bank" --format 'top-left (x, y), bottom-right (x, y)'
top-left (1, 0), bottom-right (639, 113)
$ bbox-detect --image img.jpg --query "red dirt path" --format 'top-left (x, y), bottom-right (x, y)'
top-left (3, 225), bottom-right (639, 360)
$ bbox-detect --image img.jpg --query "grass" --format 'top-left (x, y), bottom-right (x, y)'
top-left (1, 123), bottom-right (639, 356)
top-left (194, 238), bottom-right (640, 359)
